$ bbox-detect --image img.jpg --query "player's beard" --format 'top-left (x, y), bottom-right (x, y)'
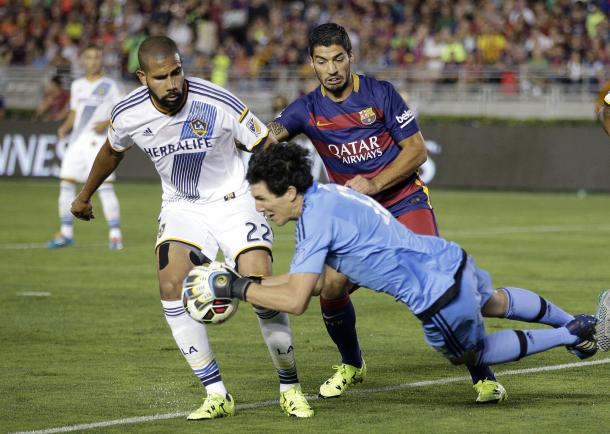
top-left (152, 89), bottom-right (184, 112)
top-left (317, 69), bottom-right (351, 97)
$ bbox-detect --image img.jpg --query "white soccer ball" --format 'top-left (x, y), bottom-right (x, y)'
top-left (182, 262), bottom-right (239, 325)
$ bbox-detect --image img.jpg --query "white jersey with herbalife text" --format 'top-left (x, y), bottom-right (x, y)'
top-left (108, 77), bottom-right (268, 204)
top-left (70, 76), bottom-right (122, 146)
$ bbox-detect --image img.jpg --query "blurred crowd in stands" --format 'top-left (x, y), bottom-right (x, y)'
top-left (0, 0), bottom-right (609, 95)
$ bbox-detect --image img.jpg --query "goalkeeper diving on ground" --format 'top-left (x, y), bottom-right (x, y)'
top-left (197, 142), bottom-right (608, 404)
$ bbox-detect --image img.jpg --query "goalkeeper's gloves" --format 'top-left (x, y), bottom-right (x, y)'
top-left (213, 265), bottom-right (262, 301)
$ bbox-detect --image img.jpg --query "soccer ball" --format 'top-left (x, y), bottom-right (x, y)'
top-left (182, 262), bottom-right (239, 325)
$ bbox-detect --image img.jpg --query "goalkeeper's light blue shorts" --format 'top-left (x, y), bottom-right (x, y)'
top-left (421, 255), bottom-right (494, 360)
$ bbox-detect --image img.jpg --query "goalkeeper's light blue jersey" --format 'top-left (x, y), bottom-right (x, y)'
top-left (290, 182), bottom-right (464, 317)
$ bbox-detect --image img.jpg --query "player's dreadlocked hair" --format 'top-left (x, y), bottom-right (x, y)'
top-left (308, 23), bottom-right (352, 57)
top-left (247, 143), bottom-right (313, 196)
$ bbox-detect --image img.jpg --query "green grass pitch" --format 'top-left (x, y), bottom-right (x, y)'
top-left (1, 179), bottom-right (610, 433)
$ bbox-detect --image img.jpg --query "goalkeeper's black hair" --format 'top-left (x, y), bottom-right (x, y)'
top-left (309, 23), bottom-right (352, 57)
top-left (247, 143), bottom-right (313, 196)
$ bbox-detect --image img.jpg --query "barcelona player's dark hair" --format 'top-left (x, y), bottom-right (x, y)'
top-left (308, 23), bottom-right (352, 57)
top-left (247, 143), bottom-right (313, 196)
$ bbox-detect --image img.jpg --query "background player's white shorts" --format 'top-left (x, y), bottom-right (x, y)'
top-left (155, 191), bottom-right (273, 267)
top-left (60, 137), bottom-right (115, 183)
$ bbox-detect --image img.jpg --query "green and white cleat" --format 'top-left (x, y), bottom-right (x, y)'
top-left (596, 289), bottom-right (610, 352)
top-left (473, 379), bottom-right (507, 404)
top-left (187, 393), bottom-right (235, 420)
top-left (319, 359), bottom-right (367, 399)
top-left (279, 385), bottom-right (314, 418)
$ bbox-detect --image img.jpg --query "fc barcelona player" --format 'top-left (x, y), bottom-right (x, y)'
top-left (266, 23), bottom-right (503, 402)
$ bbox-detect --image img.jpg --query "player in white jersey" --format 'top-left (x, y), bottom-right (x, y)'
top-left (48, 45), bottom-right (124, 250)
top-left (70, 36), bottom-right (313, 420)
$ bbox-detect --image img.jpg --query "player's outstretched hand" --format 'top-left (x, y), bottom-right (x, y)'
top-left (71, 197), bottom-right (95, 221)
top-left (344, 175), bottom-right (380, 196)
top-left (211, 263), bottom-right (253, 301)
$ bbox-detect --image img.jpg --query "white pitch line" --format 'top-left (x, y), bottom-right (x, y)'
top-left (16, 292), bottom-right (51, 297)
top-left (10, 357), bottom-right (610, 434)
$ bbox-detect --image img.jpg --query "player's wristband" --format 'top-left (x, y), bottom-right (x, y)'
top-left (231, 277), bottom-right (253, 301)
top-left (244, 275), bottom-right (263, 284)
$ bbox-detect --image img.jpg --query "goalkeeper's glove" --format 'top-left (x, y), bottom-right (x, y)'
top-left (213, 265), bottom-right (262, 301)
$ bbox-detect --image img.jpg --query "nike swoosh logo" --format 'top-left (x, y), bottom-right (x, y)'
top-left (316, 120), bottom-right (334, 127)
top-left (322, 312), bottom-right (344, 320)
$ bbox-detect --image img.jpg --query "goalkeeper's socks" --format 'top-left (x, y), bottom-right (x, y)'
top-left (466, 365), bottom-right (496, 383)
top-left (161, 300), bottom-right (227, 395)
top-left (502, 287), bottom-right (573, 327)
top-left (477, 327), bottom-right (574, 365)
top-left (254, 308), bottom-right (300, 389)
top-left (320, 293), bottom-right (362, 368)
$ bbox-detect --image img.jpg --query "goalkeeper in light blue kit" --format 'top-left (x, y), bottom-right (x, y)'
top-left (211, 142), bottom-right (601, 403)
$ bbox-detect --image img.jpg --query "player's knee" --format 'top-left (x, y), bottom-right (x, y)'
top-left (320, 273), bottom-right (350, 300)
top-left (159, 278), bottom-right (183, 300)
top-left (482, 288), bottom-right (509, 318)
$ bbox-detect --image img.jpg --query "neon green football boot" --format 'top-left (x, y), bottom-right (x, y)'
top-left (279, 385), bottom-right (314, 418)
top-left (319, 359), bottom-right (367, 398)
top-left (473, 379), bottom-right (507, 404)
top-left (187, 393), bottom-right (235, 420)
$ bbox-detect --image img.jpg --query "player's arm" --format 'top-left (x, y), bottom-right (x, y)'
top-left (257, 268), bottom-right (326, 296)
top-left (598, 100), bottom-right (610, 136)
top-left (264, 121), bottom-right (293, 148)
top-left (93, 119), bottom-right (111, 134)
top-left (242, 272), bottom-right (320, 315)
top-left (71, 139), bottom-right (125, 221)
top-left (57, 110), bottom-right (76, 139)
top-left (345, 131), bottom-right (427, 195)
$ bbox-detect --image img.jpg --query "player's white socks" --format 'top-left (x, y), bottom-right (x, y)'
top-left (254, 308), bottom-right (300, 392)
top-left (161, 300), bottom-right (228, 396)
top-left (98, 183), bottom-right (122, 240)
top-left (58, 180), bottom-right (76, 239)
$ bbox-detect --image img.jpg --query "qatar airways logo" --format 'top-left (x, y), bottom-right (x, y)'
top-left (327, 135), bottom-right (382, 164)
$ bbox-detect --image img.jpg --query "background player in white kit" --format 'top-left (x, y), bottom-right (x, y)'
top-left (70, 36), bottom-right (313, 420)
top-left (48, 44), bottom-right (124, 250)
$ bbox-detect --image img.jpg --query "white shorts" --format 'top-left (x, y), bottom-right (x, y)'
top-left (60, 137), bottom-right (115, 183)
top-left (155, 192), bottom-right (273, 267)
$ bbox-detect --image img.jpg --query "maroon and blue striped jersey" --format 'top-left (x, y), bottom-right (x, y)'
top-left (275, 74), bottom-right (431, 216)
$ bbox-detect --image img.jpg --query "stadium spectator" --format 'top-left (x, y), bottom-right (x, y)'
top-left (32, 75), bottom-right (70, 122)
top-left (0, 0), bottom-right (607, 88)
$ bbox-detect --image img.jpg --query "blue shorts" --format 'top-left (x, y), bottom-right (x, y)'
top-left (421, 255), bottom-right (494, 360)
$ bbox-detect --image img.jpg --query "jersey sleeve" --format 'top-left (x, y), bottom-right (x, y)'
top-left (232, 109), bottom-right (269, 152)
top-left (380, 81), bottom-right (420, 143)
top-left (107, 113), bottom-right (134, 153)
top-left (274, 98), bottom-right (307, 138)
top-left (289, 217), bottom-right (331, 275)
